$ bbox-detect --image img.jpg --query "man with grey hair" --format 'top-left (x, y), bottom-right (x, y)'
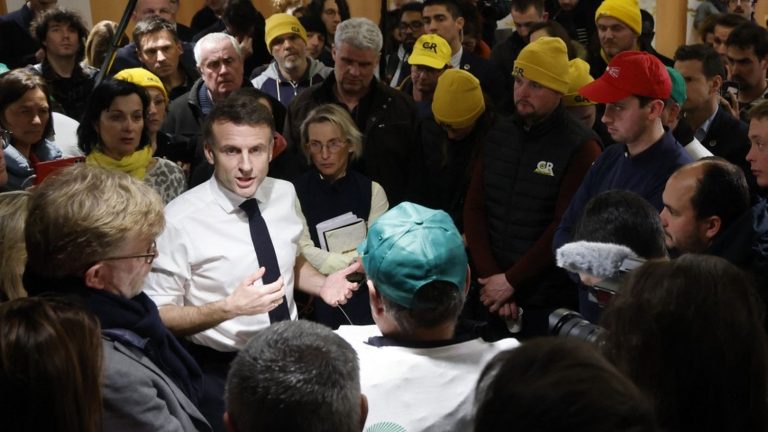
top-left (284, 17), bottom-right (419, 205)
top-left (336, 202), bottom-right (518, 431)
top-left (225, 320), bottom-right (367, 432)
top-left (163, 32), bottom-right (247, 175)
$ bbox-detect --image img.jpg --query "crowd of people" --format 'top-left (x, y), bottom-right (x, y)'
top-left (1, 0), bottom-right (768, 431)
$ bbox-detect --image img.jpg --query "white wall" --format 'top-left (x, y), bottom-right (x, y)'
top-left (7, 0), bottom-right (93, 27)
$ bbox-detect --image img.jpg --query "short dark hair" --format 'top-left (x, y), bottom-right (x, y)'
top-left (306, 0), bottom-right (351, 23)
top-left (132, 16), bottom-right (179, 52)
top-left (687, 158), bottom-right (750, 231)
top-left (714, 12), bottom-right (750, 31)
top-left (602, 254), bottom-right (768, 432)
top-left (635, 95), bottom-right (661, 108)
top-left (380, 280), bottom-right (465, 333)
top-left (725, 22), bottom-right (768, 58)
top-left (674, 43), bottom-right (727, 79)
top-left (423, 0), bottom-right (463, 19)
top-left (222, 0), bottom-right (262, 38)
top-left (202, 97), bottom-right (275, 150)
top-left (528, 21), bottom-right (578, 59)
top-left (77, 79), bottom-right (151, 155)
top-left (510, 0), bottom-right (546, 15)
top-left (0, 69), bottom-right (55, 140)
top-left (400, 1), bottom-right (424, 14)
top-left (573, 190), bottom-right (667, 259)
top-left (225, 320), bottom-right (362, 432)
top-left (31, 8), bottom-right (89, 62)
top-left (474, 338), bottom-right (657, 432)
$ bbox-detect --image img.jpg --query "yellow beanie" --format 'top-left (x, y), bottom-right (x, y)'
top-left (595, 0), bottom-right (642, 35)
top-left (114, 67), bottom-right (168, 101)
top-left (432, 69), bottom-right (485, 129)
top-left (563, 58), bottom-right (595, 107)
top-left (512, 37), bottom-right (570, 94)
top-left (265, 13), bottom-right (307, 50)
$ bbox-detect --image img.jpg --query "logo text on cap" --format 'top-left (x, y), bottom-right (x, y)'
top-left (607, 66), bottom-right (621, 78)
top-left (422, 41), bottom-right (438, 54)
top-left (512, 65), bottom-right (524, 77)
top-left (291, 26), bottom-right (300, 33)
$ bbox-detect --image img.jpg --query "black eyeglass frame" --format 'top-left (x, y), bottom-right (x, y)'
top-left (101, 241), bottom-right (158, 265)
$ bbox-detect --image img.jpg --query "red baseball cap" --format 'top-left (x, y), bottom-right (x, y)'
top-left (579, 51), bottom-right (671, 103)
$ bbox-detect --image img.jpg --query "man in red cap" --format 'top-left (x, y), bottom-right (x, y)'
top-left (553, 51), bottom-right (693, 319)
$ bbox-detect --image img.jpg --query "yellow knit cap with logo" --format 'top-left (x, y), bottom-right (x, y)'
top-left (432, 69), bottom-right (485, 129)
top-left (595, 0), bottom-right (642, 35)
top-left (114, 67), bottom-right (168, 101)
top-left (512, 36), bottom-right (570, 94)
top-left (265, 13), bottom-right (307, 49)
top-left (563, 58), bottom-right (595, 107)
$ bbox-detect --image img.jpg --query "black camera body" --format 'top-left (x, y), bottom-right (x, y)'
top-left (590, 256), bottom-right (645, 308)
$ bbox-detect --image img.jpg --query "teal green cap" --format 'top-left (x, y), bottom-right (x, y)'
top-left (666, 66), bottom-right (686, 105)
top-left (0, 63), bottom-right (9, 75)
top-left (358, 202), bottom-right (467, 309)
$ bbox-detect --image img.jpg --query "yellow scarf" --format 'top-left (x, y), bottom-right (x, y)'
top-left (86, 146), bottom-right (153, 180)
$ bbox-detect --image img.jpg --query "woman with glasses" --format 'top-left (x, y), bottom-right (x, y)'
top-left (294, 104), bottom-right (388, 328)
top-left (0, 69), bottom-right (62, 190)
top-left (77, 77), bottom-right (186, 204)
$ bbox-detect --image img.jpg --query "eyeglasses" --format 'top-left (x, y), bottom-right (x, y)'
top-left (1, 129), bottom-right (11, 149)
top-left (102, 241), bottom-right (158, 265)
top-left (308, 139), bottom-right (347, 154)
top-left (399, 20), bottom-right (424, 31)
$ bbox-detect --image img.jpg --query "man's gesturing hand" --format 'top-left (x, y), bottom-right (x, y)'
top-left (224, 267), bottom-right (285, 318)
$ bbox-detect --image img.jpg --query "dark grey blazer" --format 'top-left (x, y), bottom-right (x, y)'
top-left (102, 336), bottom-right (212, 432)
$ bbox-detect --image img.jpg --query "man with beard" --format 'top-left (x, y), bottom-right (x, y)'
top-left (724, 23), bottom-right (768, 122)
top-left (659, 157), bottom-right (768, 310)
top-left (727, 0), bottom-right (755, 21)
top-left (464, 37), bottom-right (601, 334)
top-left (251, 13), bottom-right (332, 108)
top-left (383, 2), bottom-right (426, 88)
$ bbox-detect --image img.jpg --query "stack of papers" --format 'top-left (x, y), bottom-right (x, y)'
top-left (317, 212), bottom-right (367, 254)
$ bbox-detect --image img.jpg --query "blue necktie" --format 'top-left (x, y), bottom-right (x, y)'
top-left (239, 198), bottom-right (290, 322)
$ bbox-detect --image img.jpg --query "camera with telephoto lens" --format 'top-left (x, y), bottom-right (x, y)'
top-left (549, 308), bottom-right (607, 346)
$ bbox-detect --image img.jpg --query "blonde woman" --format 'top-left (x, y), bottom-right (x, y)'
top-left (0, 191), bottom-right (29, 301)
top-left (293, 104), bottom-right (388, 328)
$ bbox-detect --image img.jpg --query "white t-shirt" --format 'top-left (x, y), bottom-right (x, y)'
top-left (143, 176), bottom-right (303, 351)
top-left (336, 325), bottom-right (519, 432)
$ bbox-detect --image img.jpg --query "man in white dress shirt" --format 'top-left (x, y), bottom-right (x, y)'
top-left (143, 98), bottom-right (360, 431)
